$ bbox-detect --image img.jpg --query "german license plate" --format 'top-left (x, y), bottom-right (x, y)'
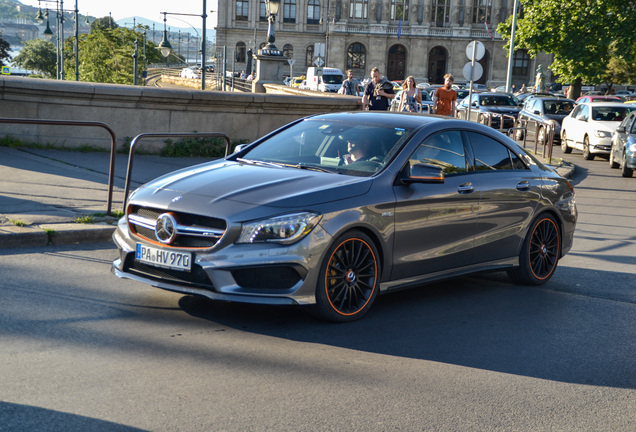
top-left (136, 244), bottom-right (192, 272)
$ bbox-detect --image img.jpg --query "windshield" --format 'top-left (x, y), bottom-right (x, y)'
top-left (479, 95), bottom-right (518, 106)
top-left (323, 74), bottom-right (343, 85)
top-left (543, 100), bottom-right (574, 115)
top-left (591, 106), bottom-right (635, 122)
top-left (239, 119), bottom-right (413, 177)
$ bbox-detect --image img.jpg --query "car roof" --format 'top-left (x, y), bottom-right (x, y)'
top-left (577, 102), bottom-right (635, 108)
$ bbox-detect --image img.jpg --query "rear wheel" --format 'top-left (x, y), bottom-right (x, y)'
top-left (621, 154), bottom-right (634, 177)
top-left (583, 136), bottom-right (594, 160)
top-left (508, 214), bottom-right (561, 285)
top-left (561, 130), bottom-right (572, 153)
top-left (314, 231), bottom-right (380, 322)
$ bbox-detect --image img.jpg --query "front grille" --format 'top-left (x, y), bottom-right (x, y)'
top-left (128, 205), bottom-right (226, 249)
top-left (124, 254), bottom-right (215, 290)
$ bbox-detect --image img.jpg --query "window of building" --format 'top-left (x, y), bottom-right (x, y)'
top-left (236, 0), bottom-right (249, 21)
top-left (349, 0), bottom-right (368, 19)
top-left (307, 0), bottom-right (321, 24)
top-left (472, 0), bottom-right (492, 24)
top-left (347, 43), bottom-right (366, 69)
top-left (512, 50), bottom-right (529, 76)
top-left (431, 0), bottom-right (450, 26)
top-left (236, 42), bottom-right (246, 62)
top-left (283, 0), bottom-right (297, 23)
top-left (390, 0), bottom-right (409, 21)
top-left (259, 0), bottom-right (268, 21)
top-left (306, 45), bottom-right (315, 66)
top-left (283, 44), bottom-right (293, 59)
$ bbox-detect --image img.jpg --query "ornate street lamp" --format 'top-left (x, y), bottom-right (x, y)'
top-left (261, 0), bottom-right (282, 56)
top-left (157, 13), bottom-right (173, 58)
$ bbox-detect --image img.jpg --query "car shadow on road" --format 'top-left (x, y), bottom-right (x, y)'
top-left (0, 401), bottom-right (149, 432)
top-left (178, 268), bottom-right (636, 390)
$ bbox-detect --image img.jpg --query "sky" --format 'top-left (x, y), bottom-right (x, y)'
top-left (19, 0), bottom-right (218, 31)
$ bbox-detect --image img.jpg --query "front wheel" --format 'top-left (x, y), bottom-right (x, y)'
top-left (508, 214), bottom-right (561, 285)
top-left (583, 136), bottom-right (594, 160)
top-left (561, 130), bottom-right (572, 153)
top-left (609, 149), bottom-right (619, 169)
top-left (314, 231), bottom-right (380, 322)
top-left (621, 154), bottom-right (634, 177)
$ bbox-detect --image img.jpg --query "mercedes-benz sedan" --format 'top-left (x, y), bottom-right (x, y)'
top-left (112, 112), bottom-right (577, 322)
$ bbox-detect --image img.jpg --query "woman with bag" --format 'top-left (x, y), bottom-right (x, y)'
top-left (398, 76), bottom-right (422, 113)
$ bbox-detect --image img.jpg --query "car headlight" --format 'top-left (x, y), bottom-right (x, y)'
top-left (237, 212), bottom-right (322, 245)
top-left (628, 143), bottom-right (636, 153)
top-left (594, 130), bottom-right (612, 138)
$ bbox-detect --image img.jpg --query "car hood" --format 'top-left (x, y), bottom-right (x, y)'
top-left (129, 160), bottom-right (372, 212)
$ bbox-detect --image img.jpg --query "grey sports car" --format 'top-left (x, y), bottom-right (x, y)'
top-left (112, 112), bottom-right (577, 322)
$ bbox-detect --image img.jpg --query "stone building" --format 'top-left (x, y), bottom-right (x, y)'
top-left (215, 0), bottom-right (553, 87)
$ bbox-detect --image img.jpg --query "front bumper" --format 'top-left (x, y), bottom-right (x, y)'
top-left (111, 218), bottom-right (332, 306)
top-left (589, 137), bottom-right (612, 154)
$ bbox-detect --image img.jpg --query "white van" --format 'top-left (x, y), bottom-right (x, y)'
top-left (306, 67), bottom-right (344, 93)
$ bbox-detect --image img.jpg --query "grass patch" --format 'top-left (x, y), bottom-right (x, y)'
top-left (161, 136), bottom-right (229, 158)
top-left (10, 219), bottom-right (27, 227)
top-left (75, 215), bottom-right (95, 224)
top-left (44, 228), bottom-right (57, 244)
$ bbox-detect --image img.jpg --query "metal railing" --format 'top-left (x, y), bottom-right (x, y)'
top-left (513, 119), bottom-right (555, 162)
top-left (122, 132), bottom-right (232, 211)
top-left (0, 117), bottom-right (118, 215)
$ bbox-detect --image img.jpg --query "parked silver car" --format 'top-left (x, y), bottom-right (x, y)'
top-left (609, 110), bottom-right (636, 177)
top-left (112, 113), bottom-right (577, 322)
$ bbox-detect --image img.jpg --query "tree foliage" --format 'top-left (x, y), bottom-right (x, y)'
top-left (0, 32), bottom-right (11, 66)
top-left (64, 24), bottom-right (164, 85)
top-left (11, 38), bottom-right (56, 77)
top-left (498, 0), bottom-right (636, 95)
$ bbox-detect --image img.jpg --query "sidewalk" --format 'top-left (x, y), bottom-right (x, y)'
top-left (0, 147), bottom-right (209, 249)
top-left (0, 146), bottom-right (575, 250)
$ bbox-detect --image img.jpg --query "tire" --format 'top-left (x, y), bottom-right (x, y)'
top-left (537, 127), bottom-right (546, 146)
top-left (314, 231), bottom-right (380, 322)
top-left (621, 154), bottom-right (634, 177)
top-left (583, 136), bottom-right (594, 160)
top-left (561, 130), bottom-right (572, 153)
top-left (508, 214), bottom-right (561, 285)
top-left (609, 149), bottom-right (619, 169)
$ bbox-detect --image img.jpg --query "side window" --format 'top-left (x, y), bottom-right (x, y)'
top-left (410, 131), bottom-right (467, 175)
top-left (577, 105), bottom-right (589, 121)
top-left (468, 132), bottom-right (524, 170)
top-left (630, 114), bottom-right (636, 134)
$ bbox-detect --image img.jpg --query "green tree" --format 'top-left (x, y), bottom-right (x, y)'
top-left (64, 25), bottom-right (164, 85)
top-left (498, 0), bottom-right (636, 98)
top-left (11, 38), bottom-right (56, 77)
top-left (0, 32), bottom-right (11, 66)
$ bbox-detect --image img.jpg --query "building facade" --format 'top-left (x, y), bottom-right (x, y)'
top-left (216, 0), bottom-right (553, 87)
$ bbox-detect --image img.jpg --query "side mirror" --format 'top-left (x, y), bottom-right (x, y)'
top-left (232, 143), bottom-right (250, 154)
top-left (471, 102), bottom-right (479, 107)
top-left (616, 126), bottom-right (626, 133)
top-left (533, 110), bottom-right (541, 115)
top-left (401, 163), bottom-right (445, 184)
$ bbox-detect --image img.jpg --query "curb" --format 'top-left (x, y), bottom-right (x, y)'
top-left (0, 224), bottom-right (116, 249)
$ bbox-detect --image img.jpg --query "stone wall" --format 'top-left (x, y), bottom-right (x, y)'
top-left (0, 76), bottom-right (360, 152)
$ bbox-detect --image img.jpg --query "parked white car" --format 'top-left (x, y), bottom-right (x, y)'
top-left (560, 102), bottom-right (636, 159)
top-left (180, 67), bottom-right (201, 79)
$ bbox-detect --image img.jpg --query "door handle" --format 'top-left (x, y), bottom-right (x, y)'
top-left (516, 180), bottom-right (531, 191)
top-left (457, 183), bottom-right (474, 193)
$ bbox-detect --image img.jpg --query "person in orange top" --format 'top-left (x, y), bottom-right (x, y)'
top-left (433, 74), bottom-right (457, 117)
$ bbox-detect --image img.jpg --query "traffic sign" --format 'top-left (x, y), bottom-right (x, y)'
top-left (463, 62), bottom-right (483, 82)
top-left (314, 57), bottom-right (324, 67)
top-left (1, 66), bottom-right (10, 75)
top-left (466, 41), bottom-right (485, 61)
top-left (287, 59), bottom-right (295, 66)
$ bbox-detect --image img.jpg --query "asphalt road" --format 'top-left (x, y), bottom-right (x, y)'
top-left (0, 146), bottom-right (634, 431)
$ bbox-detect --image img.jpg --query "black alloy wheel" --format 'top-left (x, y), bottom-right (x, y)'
top-left (315, 231), bottom-right (380, 322)
top-left (508, 214), bottom-right (561, 285)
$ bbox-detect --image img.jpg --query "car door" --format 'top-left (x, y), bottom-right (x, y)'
top-left (392, 130), bottom-right (481, 279)
top-left (465, 131), bottom-right (542, 262)
top-left (570, 104), bottom-right (590, 148)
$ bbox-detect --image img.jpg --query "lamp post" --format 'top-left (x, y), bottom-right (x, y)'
top-left (158, 12), bottom-right (173, 66)
top-left (261, 0), bottom-right (282, 56)
top-left (36, 0), bottom-right (80, 81)
top-left (158, 1), bottom-right (211, 90)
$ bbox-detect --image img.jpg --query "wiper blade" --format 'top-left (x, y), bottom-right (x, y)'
top-left (294, 163), bottom-right (337, 174)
